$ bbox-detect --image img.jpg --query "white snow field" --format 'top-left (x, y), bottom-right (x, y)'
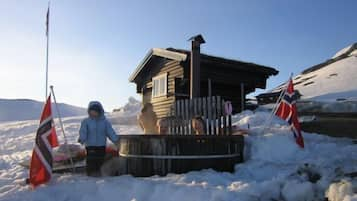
top-left (0, 98), bottom-right (87, 122)
top-left (270, 43), bottom-right (357, 103)
top-left (0, 109), bottom-right (356, 201)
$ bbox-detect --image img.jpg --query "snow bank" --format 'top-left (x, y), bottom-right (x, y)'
top-left (109, 97), bottom-right (141, 125)
top-left (0, 110), bottom-right (356, 201)
top-left (296, 56), bottom-right (357, 102)
top-left (282, 180), bottom-right (314, 201)
top-left (332, 44), bottom-right (354, 59)
top-left (298, 100), bottom-right (357, 113)
top-left (326, 179), bottom-right (357, 201)
top-left (233, 111), bottom-right (357, 200)
top-left (0, 99), bottom-right (87, 122)
top-left (266, 43), bottom-right (357, 105)
top-left (116, 97), bottom-right (141, 115)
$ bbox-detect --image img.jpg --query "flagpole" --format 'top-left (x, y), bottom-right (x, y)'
top-left (45, 1), bottom-right (50, 100)
top-left (260, 87), bottom-right (286, 135)
top-left (50, 86), bottom-right (75, 173)
top-left (260, 74), bottom-right (292, 135)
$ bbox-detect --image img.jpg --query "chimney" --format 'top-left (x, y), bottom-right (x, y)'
top-left (189, 34), bottom-right (205, 99)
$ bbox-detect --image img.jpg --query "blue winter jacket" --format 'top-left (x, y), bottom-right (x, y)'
top-left (79, 101), bottom-right (119, 147)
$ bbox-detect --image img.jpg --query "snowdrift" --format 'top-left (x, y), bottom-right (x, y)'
top-left (0, 109), bottom-right (356, 201)
top-left (298, 100), bottom-right (357, 113)
top-left (0, 98), bottom-right (87, 122)
top-left (109, 97), bottom-right (141, 125)
top-left (266, 43), bottom-right (357, 104)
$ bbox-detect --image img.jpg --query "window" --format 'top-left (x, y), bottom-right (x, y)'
top-left (152, 73), bottom-right (167, 98)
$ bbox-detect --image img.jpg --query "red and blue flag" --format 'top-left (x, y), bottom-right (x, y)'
top-left (275, 78), bottom-right (305, 148)
top-left (29, 95), bottom-right (59, 187)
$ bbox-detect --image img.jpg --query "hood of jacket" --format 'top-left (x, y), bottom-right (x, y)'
top-left (87, 101), bottom-right (105, 119)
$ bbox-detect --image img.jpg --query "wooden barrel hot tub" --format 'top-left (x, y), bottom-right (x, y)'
top-left (117, 135), bottom-right (244, 177)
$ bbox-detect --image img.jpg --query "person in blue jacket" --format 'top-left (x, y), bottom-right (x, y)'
top-left (78, 101), bottom-right (119, 176)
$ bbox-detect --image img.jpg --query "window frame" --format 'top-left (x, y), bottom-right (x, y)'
top-left (152, 73), bottom-right (168, 98)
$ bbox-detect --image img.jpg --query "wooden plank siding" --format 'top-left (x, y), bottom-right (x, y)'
top-left (142, 60), bottom-right (184, 118)
top-left (200, 82), bottom-right (244, 113)
top-left (200, 62), bottom-right (269, 89)
top-left (142, 59), bottom-right (272, 116)
top-left (182, 60), bottom-right (270, 113)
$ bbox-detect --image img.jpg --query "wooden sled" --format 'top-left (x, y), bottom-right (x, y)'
top-left (19, 144), bottom-right (118, 173)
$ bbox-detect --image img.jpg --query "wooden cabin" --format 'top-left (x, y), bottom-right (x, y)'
top-left (129, 45), bottom-right (278, 119)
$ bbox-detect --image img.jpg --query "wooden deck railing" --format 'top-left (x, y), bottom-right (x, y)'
top-left (167, 96), bottom-right (233, 135)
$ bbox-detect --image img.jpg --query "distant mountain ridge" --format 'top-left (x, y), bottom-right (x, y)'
top-left (0, 98), bottom-right (87, 122)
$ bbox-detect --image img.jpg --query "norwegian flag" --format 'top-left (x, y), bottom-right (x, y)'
top-left (275, 78), bottom-right (305, 148)
top-left (29, 95), bottom-right (59, 187)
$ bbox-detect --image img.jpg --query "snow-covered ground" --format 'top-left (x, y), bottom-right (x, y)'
top-left (268, 43), bottom-right (357, 103)
top-left (0, 98), bottom-right (87, 122)
top-left (0, 109), bottom-right (356, 201)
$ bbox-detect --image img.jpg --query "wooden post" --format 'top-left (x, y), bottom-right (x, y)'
top-left (203, 98), bottom-right (208, 134)
top-left (181, 100), bottom-right (185, 135)
top-left (207, 96), bottom-right (212, 135)
top-left (228, 115), bottom-right (232, 135)
top-left (168, 109), bottom-right (172, 134)
top-left (189, 99), bottom-right (193, 134)
top-left (240, 83), bottom-right (245, 111)
top-left (176, 101), bottom-right (181, 134)
top-left (217, 96), bottom-right (222, 135)
top-left (208, 78), bottom-right (212, 97)
top-left (198, 98), bottom-right (202, 117)
top-left (184, 99), bottom-right (189, 135)
top-left (212, 96), bottom-right (216, 134)
top-left (222, 101), bottom-right (227, 135)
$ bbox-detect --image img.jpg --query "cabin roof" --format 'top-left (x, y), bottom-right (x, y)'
top-left (129, 48), bottom-right (187, 82)
top-left (129, 48), bottom-right (278, 82)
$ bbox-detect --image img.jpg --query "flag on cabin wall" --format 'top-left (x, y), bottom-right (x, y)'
top-left (275, 78), bottom-right (305, 148)
top-left (29, 95), bottom-right (59, 187)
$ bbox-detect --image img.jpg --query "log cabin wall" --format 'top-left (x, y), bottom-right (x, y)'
top-left (181, 59), bottom-right (271, 113)
top-left (130, 48), bottom-right (278, 118)
top-left (140, 58), bottom-right (273, 116)
top-left (140, 59), bottom-right (185, 118)
top-left (201, 68), bottom-right (269, 112)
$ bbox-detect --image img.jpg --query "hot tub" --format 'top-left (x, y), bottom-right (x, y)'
top-left (117, 135), bottom-right (244, 177)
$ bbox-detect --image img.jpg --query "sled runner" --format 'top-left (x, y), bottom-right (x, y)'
top-left (19, 158), bottom-right (86, 173)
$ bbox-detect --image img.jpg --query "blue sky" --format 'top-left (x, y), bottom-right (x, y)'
top-left (1, 0), bottom-right (357, 110)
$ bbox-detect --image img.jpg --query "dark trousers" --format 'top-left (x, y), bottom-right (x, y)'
top-left (86, 146), bottom-right (106, 177)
